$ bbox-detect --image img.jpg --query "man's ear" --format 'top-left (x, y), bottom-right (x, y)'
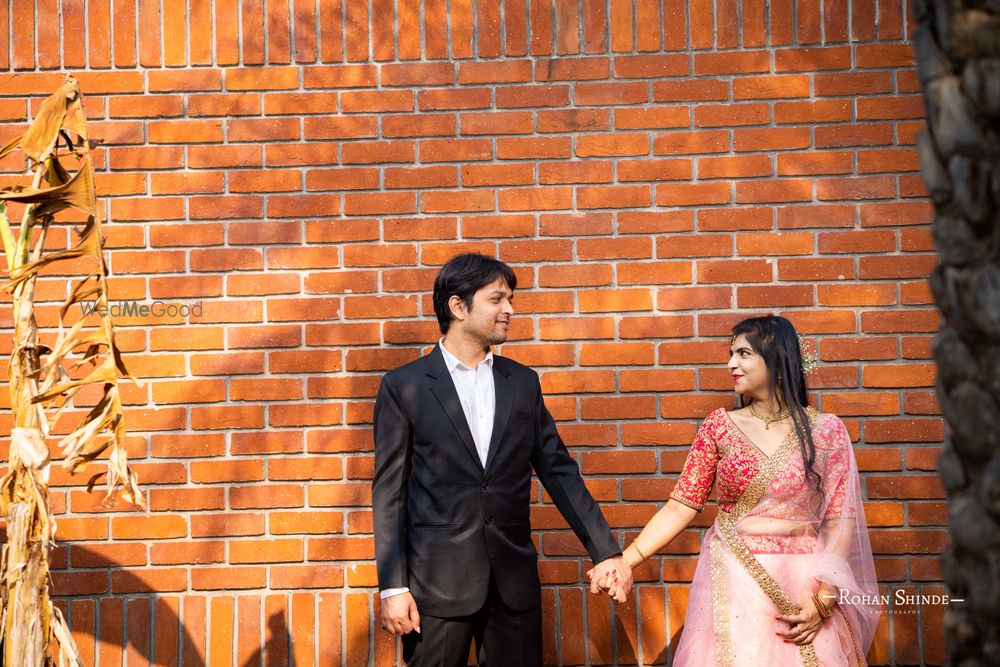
top-left (448, 295), bottom-right (467, 322)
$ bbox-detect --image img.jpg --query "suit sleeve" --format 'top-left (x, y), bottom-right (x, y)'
top-left (372, 373), bottom-right (412, 591)
top-left (529, 374), bottom-right (622, 564)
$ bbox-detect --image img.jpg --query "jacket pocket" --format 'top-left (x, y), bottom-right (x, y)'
top-left (411, 521), bottom-right (460, 528)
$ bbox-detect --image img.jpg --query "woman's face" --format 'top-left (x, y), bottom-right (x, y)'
top-left (728, 334), bottom-right (770, 397)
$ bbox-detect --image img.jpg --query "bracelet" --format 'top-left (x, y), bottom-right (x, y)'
top-left (630, 541), bottom-right (648, 564)
top-left (811, 593), bottom-right (832, 621)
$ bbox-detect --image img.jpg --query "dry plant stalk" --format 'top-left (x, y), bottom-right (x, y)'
top-left (0, 77), bottom-right (143, 666)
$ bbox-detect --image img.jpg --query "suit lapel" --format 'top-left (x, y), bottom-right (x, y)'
top-left (484, 359), bottom-right (513, 472)
top-left (426, 346), bottom-right (484, 473)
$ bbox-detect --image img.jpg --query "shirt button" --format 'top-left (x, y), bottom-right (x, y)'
top-left (484, 517), bottom-right (492, 525)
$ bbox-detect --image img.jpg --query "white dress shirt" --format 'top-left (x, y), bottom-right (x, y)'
top-left (380, 340), bottom-right (497, 600)
top-left (438, 338), bottom-right (495, 466)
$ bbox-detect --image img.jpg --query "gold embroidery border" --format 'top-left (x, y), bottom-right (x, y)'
top-left (711, 408), bottom-right (821, 667)
top-left (710, 533), bottom-right (736, 666)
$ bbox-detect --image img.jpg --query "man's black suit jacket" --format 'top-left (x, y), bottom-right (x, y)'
top-left (372, 345), bottom-right (621, 617)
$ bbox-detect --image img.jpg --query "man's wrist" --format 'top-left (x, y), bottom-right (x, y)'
top-left (380, 587), bottom-right (410, 599)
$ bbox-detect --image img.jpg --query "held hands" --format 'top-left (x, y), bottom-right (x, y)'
top-left (380, 592), bottom-right (421, 636)
top-left (775, 594), bottom-right (827, 646)
top-left (585, 556), bottom-right (633, 604)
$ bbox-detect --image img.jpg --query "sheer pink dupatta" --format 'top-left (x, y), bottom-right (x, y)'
top-left (736, 413), bottom-right (882, 659)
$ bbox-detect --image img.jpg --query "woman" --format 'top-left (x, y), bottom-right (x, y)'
top-left (599, 315), bottom-right (881, 666)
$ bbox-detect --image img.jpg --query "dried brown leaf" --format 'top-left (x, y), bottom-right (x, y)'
top-left (19, 78), bottom-right (81, 163)
top-left (0, 158), bottom-right (96, 218)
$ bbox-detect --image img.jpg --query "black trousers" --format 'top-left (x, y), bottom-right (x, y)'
top-left (402, 574), bottom-right (542, 667)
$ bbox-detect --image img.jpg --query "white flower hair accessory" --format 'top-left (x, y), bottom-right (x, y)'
top-left (799, 334), bottom-right (819, 374)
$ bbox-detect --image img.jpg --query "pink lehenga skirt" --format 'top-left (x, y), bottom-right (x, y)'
top-left (672, 526), bottom-right (865, 667)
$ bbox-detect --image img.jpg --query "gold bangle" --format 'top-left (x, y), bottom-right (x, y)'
top-left (812, 594), bottom-right (831, 620)
top-left (631, 541), bottom-right (647, 563)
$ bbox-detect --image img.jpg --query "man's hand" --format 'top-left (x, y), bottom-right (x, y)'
top-left (381, 592), bottom-right (421, 636)
top-left (586, 556), bottom-right (633, 604)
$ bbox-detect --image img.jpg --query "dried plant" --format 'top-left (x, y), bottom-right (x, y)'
top-left (0, 77), bottom-right (143, 665)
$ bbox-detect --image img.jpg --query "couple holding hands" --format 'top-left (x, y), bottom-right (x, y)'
top-left (372, 253), bottom-right (881, 666)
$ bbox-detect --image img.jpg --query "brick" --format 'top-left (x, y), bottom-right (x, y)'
top-left (302, 117), bottom-right (378, 141)
top-left (228, 482), bottom-right (307, 510)
top-left (653, 79), bottom-right (729, 102)
top-left (775, 46), bottom-right (851, 71)
top-left (656, 183), bottom-right (731, 206)
top-left (654, 130), bottom-right (729, 155)
top-left (860, 255), bottom-right (936, 280)
top-left (496, 85), bottom-right (570, 108)
top-left (499, 187), bottom-right (572, 211)
top-left (455, 165), bottom-right (531, 190)
top-left (226, 67), bottom-right (297, 90)
top-left (109, 95), bottom-right (184, 118)
top-left (421, 138), bottom-right (493, 162)
top-left (816, 123), bottom-right (893, 148)
top-left (776, 100), bottom-right (852, 123)
top-left (418, 88), bottom-right (492, 110)
top-left (617, 158), bottom-right (691, 183)
top-left (109, 146), bottom-right (184, 170)
top-left (272, 565), bottom-right (345, 589)
top-left (733, 74), bottom-right (809, 99)
top-left (694, 50), bottom-right (770, 74)
top-left (819, 284), bottom-right (897, 306)
top-left (695, 103), bottom-right (770, 127)
top-left (863, 364), bottom-right (937, 388)
top-left (900, 229), bottom-right (933, 252)
top-left (860, 202), bottom-right (933, 227)
top-left (576, 134), bottom-right (649, 157)
top-left (737, 285), bottom-right (814, 307)
top-left (578, 185), bottom-right (652, 209)
top-left (699, 154), bottom-right (772, 179)
top-left (656, 286), bottom-right (732, 311)
top-left (857, 96), bottom-right (925, 121)
top-left (697, 260), bottom-right (772, 284)
top-left (382, 113), bottom-right (456, 138)
top-left (537, 109), bottom-right (611, 133)
top-left (620, 315), bottom-right (694, 339)
top-left (111, 516), bottom-right (186, 540)
top-left (736, 231), bottom-right (813, 255)
top-left (194, 567), bottom-right (266, 591)
top-left (458, 60), bottom-right (532, 84)
top-left (534, 57), bottom-right (609, 80)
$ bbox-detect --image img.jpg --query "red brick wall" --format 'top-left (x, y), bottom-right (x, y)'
top-left (0, 0), bottom-right (946, 665)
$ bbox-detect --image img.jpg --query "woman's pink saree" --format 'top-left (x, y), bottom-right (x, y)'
top-left (669, 408), bottom-right (882, 666)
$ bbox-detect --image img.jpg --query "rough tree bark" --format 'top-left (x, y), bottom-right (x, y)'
top-left (913, 0), bottom-right (1000, 664)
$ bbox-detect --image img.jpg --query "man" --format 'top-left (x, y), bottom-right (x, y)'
top-left (372, 253), bottom-right (631, 666)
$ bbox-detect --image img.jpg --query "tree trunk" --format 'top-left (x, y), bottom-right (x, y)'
top-left (913, 0), bottom-right (1000, 663)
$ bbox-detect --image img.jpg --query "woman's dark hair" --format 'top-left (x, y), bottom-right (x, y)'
top-left (433, 254), bottom-right (517, 334)
top-left (731, 315), bottom-right (821, 493)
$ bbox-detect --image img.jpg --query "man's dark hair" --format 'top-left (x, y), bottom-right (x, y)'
top-left (433, 254), bottom-right (517, 334)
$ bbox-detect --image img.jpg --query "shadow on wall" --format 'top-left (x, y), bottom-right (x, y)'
top-left (49, 544), bottom-right (297, 665)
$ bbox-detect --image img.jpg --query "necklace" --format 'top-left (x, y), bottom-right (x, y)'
top-left (749, 403), bottom-right (789, 430)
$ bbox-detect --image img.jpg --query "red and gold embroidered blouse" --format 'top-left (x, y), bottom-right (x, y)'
top-left (668, 408), bottom-right (851, 516)
top-left (669, 408), bottom-right (757, 512)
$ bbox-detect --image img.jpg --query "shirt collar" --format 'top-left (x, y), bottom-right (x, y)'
top-left (439, 338), bottom-right (493, 372)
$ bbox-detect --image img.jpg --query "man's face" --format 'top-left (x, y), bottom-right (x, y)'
top-left (452, 278), bottom-right (514, 346)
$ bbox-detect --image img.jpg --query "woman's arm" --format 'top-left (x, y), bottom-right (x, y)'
top-left (622, 498), bottom-right (699, 568)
